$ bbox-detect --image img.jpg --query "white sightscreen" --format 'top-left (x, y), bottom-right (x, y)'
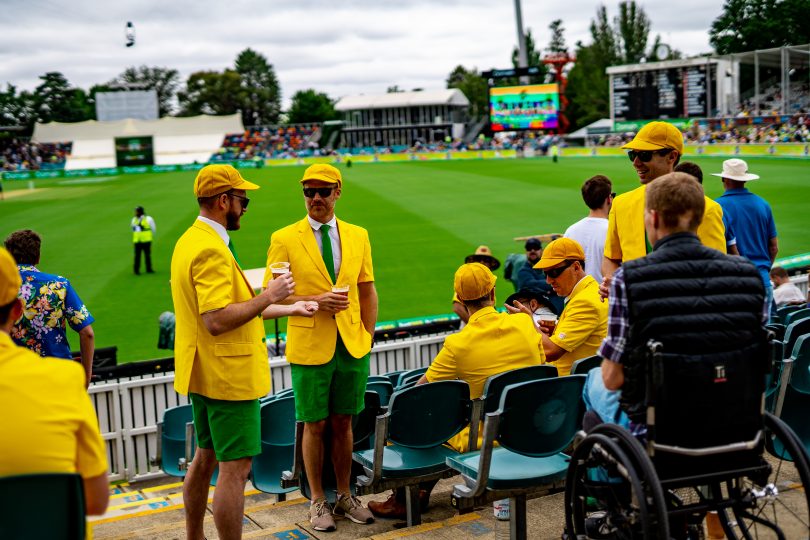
top-left (96, 90), bottom-right (159, 121)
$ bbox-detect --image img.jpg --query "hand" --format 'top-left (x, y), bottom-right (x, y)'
top-left (505, 300), bottom-right (533, 317)
top-left (538, 320), bottom-right (555, 335)
top-left (264, 273), bottom-right (295, 303)
top-left (289, 300), bottom-right (318, 317)
top-left (316, 291), bottom-right (350, 313)
top-left (599, 275), bottom-right (612, 302)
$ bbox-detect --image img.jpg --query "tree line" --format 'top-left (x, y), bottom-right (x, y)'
top-left (1, 0), bottom-right (807, 135)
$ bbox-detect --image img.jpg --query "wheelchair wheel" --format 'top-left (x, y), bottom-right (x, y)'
top-left (565, 432), bottom-right (669, 540)
top-left (720, 412), bottom-right (810, 540)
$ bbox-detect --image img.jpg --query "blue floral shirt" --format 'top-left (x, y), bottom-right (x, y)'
top-left (11, 265), bottom-right (94, 359)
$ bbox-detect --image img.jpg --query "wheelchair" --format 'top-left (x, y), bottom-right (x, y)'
top-left (564, 340), bottom-right (810, 539)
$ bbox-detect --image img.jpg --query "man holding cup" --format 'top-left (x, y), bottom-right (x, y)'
top-left (264, 163), bottom-right (377, 532)
top-left (509, 238), bottom-right (607, 376)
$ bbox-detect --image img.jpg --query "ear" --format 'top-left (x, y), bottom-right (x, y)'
top-left (489, 288), bottom-right (496, 302)
top-left (10, 298), bottom-right (23, 323)
top-left (334, 186), bottom-right (342, 200)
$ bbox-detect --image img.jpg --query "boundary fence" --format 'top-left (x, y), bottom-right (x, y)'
top-left (89, 332), bottom-right (450, 483)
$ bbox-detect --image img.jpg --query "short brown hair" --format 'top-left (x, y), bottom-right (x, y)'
top-left (645, 172), bottom-right (705, 232)
top-left (674, 162), bottom-right (703, 184)
top-left (581, 175), bottom-right (613, 210)
top-left (4, 229), bottom-right (41, 265)
top-left (770, 266), bottom-right (789, 279)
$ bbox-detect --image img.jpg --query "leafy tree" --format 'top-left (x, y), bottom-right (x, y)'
top-left (547, 19), bottom-right (568, 54)
top-left (109, 66), bottom-right (180, 117)
top-left (616, 1), bottom-right (650, 63)
top-left (709, 0), bottom-right (810, 54)
top-left (511, 28), bottom-right (548, 83)
top-left (446, 65), bottom-right (489, 118)
top-left (33, 72), bottom-right (92, 123)
top-left (287, 89), bottom-right (339, 124)
top-left (177, 70), bottom-right (242, 117)
top-left (235, 48), bottom-right (281, 126)
top-left (0, 85), bottom-right (36, 129)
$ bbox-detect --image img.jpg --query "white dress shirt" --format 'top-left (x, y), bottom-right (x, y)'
top-left (308, 215), bottom-right (342, 278)
top-left (197, 216), bottom-right (229, 246)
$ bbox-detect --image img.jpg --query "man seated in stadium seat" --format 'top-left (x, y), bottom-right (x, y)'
top-left (0, 247), bottom-right (110, 524)
top-left (564, 175), bottom-right (614, 283)
top-left (5, 229), bottom-right (96, 386)
top-left (516, 238), bottom-right (563, 314)
top-left (452, 245), bottom-right (501, 325)
top-left (510, 238), bottom-right (608, 376)
top-left (770, 266), bottom-right (806, 307)
top-left (368, 262), bottom-right (544, 519)
top-left (504, 287), bottom-right (557, 326)
top-left (599, 173), bottom-right (766, 436)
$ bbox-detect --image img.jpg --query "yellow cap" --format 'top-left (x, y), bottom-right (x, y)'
top-left (194, 164), bottom-right (260, 198)
top-left (533, 238), bottom-right (585, 270)
top-left (453, 262), bottom-right (497, 301)
top-left (621, 121), bottom-right (684, 155)
top-left (0, 247), bottom-right (21, 305)
top-left (300, 164), bottom-right (342, 188)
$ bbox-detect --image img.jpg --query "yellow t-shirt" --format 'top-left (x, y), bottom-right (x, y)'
top-left (547, 275), bottom-right (608, 376)
top-left (426, 307), bottom-right (544, 451)
top-left (605, 184), bottom-right (727, 263)
top-left (0, 332), bottom-right (107, 538)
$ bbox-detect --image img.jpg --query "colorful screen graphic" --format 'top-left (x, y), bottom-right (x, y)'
top-left (489, 84), bottom-right (560, 131)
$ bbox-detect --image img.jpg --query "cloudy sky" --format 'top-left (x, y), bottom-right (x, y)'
top-left (0, 0), bottom-right (725, 108)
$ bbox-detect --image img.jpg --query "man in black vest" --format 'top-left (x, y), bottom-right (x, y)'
top-left (599, 172), bottom-right (766, 439)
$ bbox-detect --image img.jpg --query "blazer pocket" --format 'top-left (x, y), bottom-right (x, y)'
top-left (214, 342), bottom-right (256, 357)
top-left (289, 315), bottom-right (315, 328)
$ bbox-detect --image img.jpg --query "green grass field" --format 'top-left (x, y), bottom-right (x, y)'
top-left (1, 155), bottom-right (808, 363)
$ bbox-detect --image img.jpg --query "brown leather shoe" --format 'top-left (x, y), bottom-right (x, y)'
top-left (368, 491), bottom-right (407, 520)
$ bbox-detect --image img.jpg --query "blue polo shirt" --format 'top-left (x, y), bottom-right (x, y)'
top-left (717, 188), bottom-right (777, 285)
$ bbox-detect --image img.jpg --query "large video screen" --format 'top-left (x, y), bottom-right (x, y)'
top-left (489, 84), bottom-right (560, 131)
top-left (115, 136), bottom-right (154, 167)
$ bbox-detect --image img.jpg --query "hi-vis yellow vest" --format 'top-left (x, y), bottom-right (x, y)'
top-left (131, 216), bottom-right (153, 243)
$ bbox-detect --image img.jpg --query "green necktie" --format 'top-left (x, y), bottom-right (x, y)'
top-left (227, 239), bottom-right (242, 268)
top-left (320, 224), bottom-right (336, 283)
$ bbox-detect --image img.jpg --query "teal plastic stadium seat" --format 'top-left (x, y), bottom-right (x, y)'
top-left (161, 404), bottom-right (194, 477)
top-left (367, 375), bottom-right (390, 384)
top-left (384, 370), bottom-right (407, 387)
top-left (366, 380), bottom-right (394, 407)
top-left (785, 308), bottom-right (810, 326)
top-left (783, 320), bottom-right (810, 361)
top-left (0, 473), bottom-right (85, 540)
top-left (778, 304), bottom-right (804, 324)
top-left (251, 396), bottom-right (297, 495)
top-left (571, 355), bottom-right (602, 375)
top-left (355, 444), bottom-right (461, 478)
top-left (395, 366), bottom-right (429, 388)
top-left (770, 335), bottom-right (810, 459)
top-left (481, 365), bottom-right (558, 415)
top-left (449, 450), bottom-right (570, 490)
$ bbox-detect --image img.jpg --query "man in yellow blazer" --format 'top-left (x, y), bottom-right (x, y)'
top-left (600, 121), bottom-right (727, 298)
top-left (264, 163), bottom-right (378, 532)
top-left (171, 164), bottom-right (316, 540)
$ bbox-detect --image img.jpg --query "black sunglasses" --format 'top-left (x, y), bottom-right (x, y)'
top-left (627, 149), bottom-right (672, 163)
top-left (610, 192), bottom-right (617, 198)
top-left (227, 192), bottom-right (249, 209)
top-left (545, 260), bottom-right (577, 279)
top-left (303, 187), bottom-right (335, 198)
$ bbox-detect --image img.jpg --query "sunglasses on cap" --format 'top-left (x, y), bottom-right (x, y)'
top-left (303, 187), bottom-right (335, 198)
top-left (627, 149), bottom-right (672, 163)
top-left (545, 259), bottom-right (578, 279)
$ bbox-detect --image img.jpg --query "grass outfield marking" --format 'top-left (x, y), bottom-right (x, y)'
top-left (0, 187), bottom-right (49, 199)
top-left (58, 176), bottom-right (121, 185)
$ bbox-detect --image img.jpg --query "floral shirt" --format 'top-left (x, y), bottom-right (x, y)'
top-left (11, 265), bottom-right (94, 359)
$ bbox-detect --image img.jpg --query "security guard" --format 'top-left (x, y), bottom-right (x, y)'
top-left (131, 206), bottom-right (155, 274)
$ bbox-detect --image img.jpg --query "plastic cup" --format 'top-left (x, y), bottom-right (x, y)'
top-left (332, 284), bottom-right (350, 296)
top-left (270, 262), bottom-right (290, 279)
top-left (537, 313), bottom-right (558, 333)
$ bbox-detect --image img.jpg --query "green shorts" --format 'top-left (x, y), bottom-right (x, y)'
top-left (290, 335), bottom-right (370, 422)
top-left (189, 393), bottom-right (260, 462)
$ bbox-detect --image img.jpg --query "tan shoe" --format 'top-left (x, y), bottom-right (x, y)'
top-left (334, 492), bottom-right (375, 524)
top-left (309, 497), bottom-right (336, 532)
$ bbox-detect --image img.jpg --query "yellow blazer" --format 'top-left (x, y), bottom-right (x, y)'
top-left (171, 220), bottom-right (269, 400)
top-left (265, 217), bottom-right (374, 365)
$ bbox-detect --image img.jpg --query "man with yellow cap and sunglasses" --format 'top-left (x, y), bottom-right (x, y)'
top-left (368, 262), bottom-right (544, 520)
top-left (0, 247), bottom-right (110, 536)
top-left (601, 121), bottom-right (727, 298)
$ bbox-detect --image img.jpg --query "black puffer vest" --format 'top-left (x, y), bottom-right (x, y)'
top-left (619, 233), bottom-right (767, 439)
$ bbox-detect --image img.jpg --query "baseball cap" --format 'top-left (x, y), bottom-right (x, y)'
top-left (533, 237), bottom-right (585, 270)
top-left (454, 262), bottom-right (497, 301)
top-left (621, 121), bottom-right (684, 155)
top-left (300, 164), bottom-right (342, 188)
top-left (505, 287), bottom-right (555, 311)
top-left (194, 164), bottom-right (260, 198)
top-left (524, 238), bottom-right (542, 250)
top-left (0, 247), bottom-right (21, 306)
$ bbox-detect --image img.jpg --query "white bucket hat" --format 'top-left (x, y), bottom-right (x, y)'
top-left (711, 158), bottom-right (760, 182)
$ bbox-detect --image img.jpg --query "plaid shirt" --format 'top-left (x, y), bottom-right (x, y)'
top-left (597, 267), bottom-right (629, 365)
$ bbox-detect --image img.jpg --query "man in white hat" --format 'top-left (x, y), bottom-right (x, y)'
top-left (714, 159), bottom-right (778, 313)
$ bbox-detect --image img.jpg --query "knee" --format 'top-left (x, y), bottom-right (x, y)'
top-left (329, 414), bottom-right (352, 432)
top-left (220, 457), bottom-right (252, 481)
top-left (305, 419), bottom-right (328, 437)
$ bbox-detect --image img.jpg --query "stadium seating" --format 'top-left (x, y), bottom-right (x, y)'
top-left (251, 396), bottom-right (297, 501)
top-left (570, 355), bottom-right (602, 375)
top-left (0, 473), bottom-right (85, 539)
top-left (777, 304), bottom-right (804, 324)
top-left (354, 381), bottom-right (472, 526)
top-left (785, 307), bottom-right (810, 326)
top-left (772, 334), bottom-right (810, 456)
top-left (447, 376), bottom-right (586, 539)
top-left (394, 367), bottom-right (429, 388)
top-left (154, 404), bottom-right (194, 477)
top-left (366, 379), bottom-right (394, 408)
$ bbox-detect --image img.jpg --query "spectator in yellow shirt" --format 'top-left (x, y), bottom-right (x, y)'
top-left (511, 238), bottom-right (608, 376)
top-left (601, 122), bottom-right (727, 298)
top-left (368, 262), bottom-right (544, 520)
top-left (0, 247), bottom-right (109, 538)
